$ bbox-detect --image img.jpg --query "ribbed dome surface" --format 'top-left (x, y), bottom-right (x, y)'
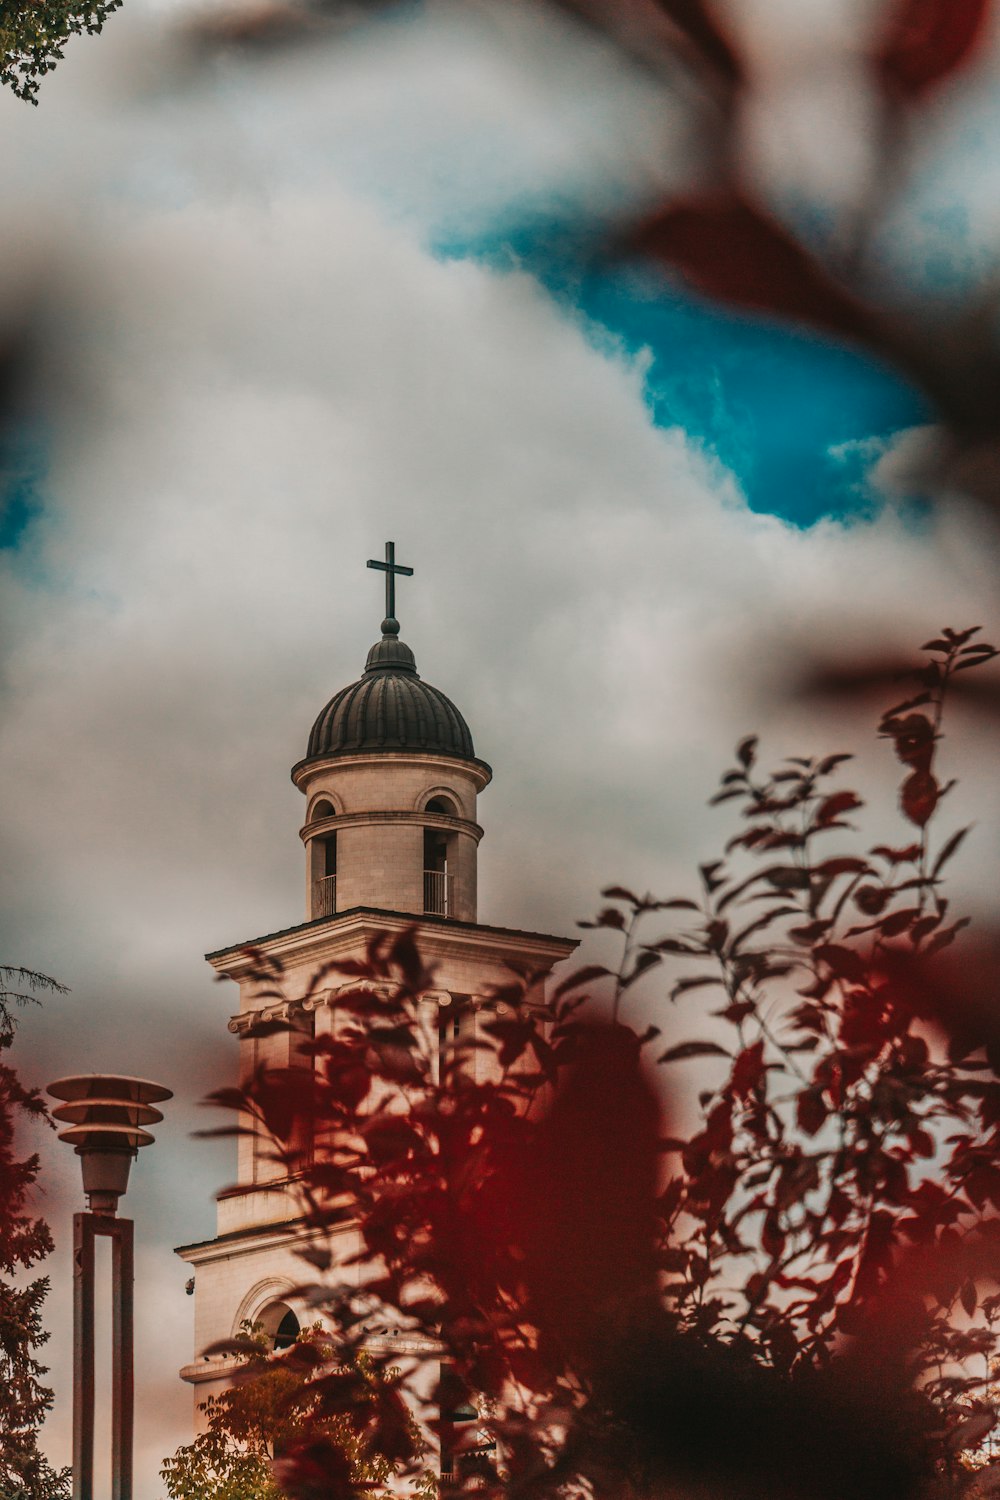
top-left (305, 622), bottom-right (476, 763)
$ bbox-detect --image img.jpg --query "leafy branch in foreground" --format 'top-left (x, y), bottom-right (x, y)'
top-left (1, 0), bottom-right (122, 104)
top-left (208, 628), bottom-right (1000, 1500)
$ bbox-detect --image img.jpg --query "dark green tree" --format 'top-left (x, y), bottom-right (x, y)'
top-left (0, 966), bottom-right (70, 1500)
top-left (1, 1), bottom-right (122, 104)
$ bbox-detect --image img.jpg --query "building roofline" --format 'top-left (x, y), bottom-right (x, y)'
top-left (206, 905), bottom-right (578, 964)
top-left (175, 1216), bottom-right (306, 1257)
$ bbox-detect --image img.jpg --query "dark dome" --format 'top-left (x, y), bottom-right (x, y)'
top-left (303, 620), bottom-right (478, 764)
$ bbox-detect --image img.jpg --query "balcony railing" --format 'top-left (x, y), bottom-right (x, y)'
top-left (423, 869), bottom-right (454, 917)
top-left (312, 874), bottom-right (337, 918)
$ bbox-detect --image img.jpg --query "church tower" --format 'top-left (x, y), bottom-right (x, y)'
top-left (177, 545), bottom-right (576, 1415)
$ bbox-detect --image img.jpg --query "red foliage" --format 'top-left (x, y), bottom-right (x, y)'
top-left (503, 1024), bottom-right (661, 1366)
top-left (650, 0), bottom-right (743, 83)
top-left (207, 630), bottom-right (1000, 1498)
top-left (629, 195), bottom-right (882, 350)
top-left (876, 0), bottom-right (993, 99)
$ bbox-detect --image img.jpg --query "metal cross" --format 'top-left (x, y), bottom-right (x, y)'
top-left (367, 541), bottom-right (414, 623)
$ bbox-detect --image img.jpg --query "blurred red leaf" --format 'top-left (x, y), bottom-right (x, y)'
top-left (815, 858), bottom-right (869, 876)
top-left (554, 0), bottom-right (744, 89)
top-left (853, 887), bottom-right (888, 918)
top-left (601, 884), bottom-right (642, 904)
top-left (815, 944), bottom-right (868, 983)
top-left (932, 826), bottom-right (970, 878)
top-left (629, 195), bottom-right (881, 349)
top-left (816, 791), bottom-right (864, 826)
top-left (656, 0), bottom-right (743, 82)
top-left (731, 1040), bottom-right (765, 1101)
top-left (271, 1436), bottom-right (361, 1500)
top-left (552, 964), bottom-right (612, 1000)
top-left (960, 1279), bottom-right (979, 1318)
top-left (881, 713), bottom-right (936, 772)
top-left (875, 907), bottom-right (923, 938)
top-left (873, 844), bottom-right (923, 865)
top-left (797, 1089), bottom-right (826, 1136)
top-left (876, 0), bottom-right (992, 99)
top-left (511, 1025), bottom-right (662, 1361)
top-left (736, 733), bottom-right (758, 768)
top-left (900, 770), bottom-right (939, 827)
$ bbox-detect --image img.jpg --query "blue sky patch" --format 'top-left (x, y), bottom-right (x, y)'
top-left (0, 429), bottom-right (45, 552)
top-left (437, 222), bottom-right (929, 528)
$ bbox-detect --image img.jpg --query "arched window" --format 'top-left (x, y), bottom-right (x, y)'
top-left (312, 798), bottom-right (335, 820)
top-left (273, 1308), bottom-right (300, 1350)
top-left (259, 1300), bottom-right (300, 1350)
top-left (312, 831), bottom-right (337, 918)
top-left (423, 795), bottom-right (458, 916)
top-left (425, 795), bottom-right (457, 816)
top-left (424, 827), bottom-right (453, 916)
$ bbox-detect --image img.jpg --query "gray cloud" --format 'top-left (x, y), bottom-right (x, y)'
top-left (2, 2), bottom-right (998, 1489)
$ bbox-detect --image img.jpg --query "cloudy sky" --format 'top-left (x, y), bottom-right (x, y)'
top-left (2, 0), bottom-right (1000, 1490)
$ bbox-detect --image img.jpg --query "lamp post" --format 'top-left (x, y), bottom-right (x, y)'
top-left (47, 1074), bottom-right (172, 1500)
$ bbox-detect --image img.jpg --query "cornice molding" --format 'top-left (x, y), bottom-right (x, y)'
top-left (175, 1213), bottom-right (342, 1265)
top-left (180, 1356), bottom-right (242, 1386)
top-left (294, 982), bottom-right (508, 1014)
top-left (209, 909), bottom-right (577, 981)
top-left (228, 997), bottom-right (306, 1034)
top-left (299, 809), bottom-right (484, 846)
top-left (291, 750), bottom-right (492, 793)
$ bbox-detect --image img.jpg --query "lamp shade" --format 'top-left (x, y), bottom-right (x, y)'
top-left (48, 1074), bottom-right (172, 1215)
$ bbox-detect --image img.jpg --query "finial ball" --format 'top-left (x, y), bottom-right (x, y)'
top-left (381, 616), bottom-right (400, 637)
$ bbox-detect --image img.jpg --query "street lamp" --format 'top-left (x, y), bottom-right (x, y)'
top-left (48, 1074), bottom-right (172, 1500)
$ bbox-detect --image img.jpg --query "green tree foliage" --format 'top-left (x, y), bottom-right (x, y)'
top-left (0, 967), bottom-right (70, 1500)
top-left (160, 1427), bottom-right (276, 1500)
top-left (160, 1327), bottom-right (401, 1500)
top-left (1, 0), bottom-right (122, 104)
